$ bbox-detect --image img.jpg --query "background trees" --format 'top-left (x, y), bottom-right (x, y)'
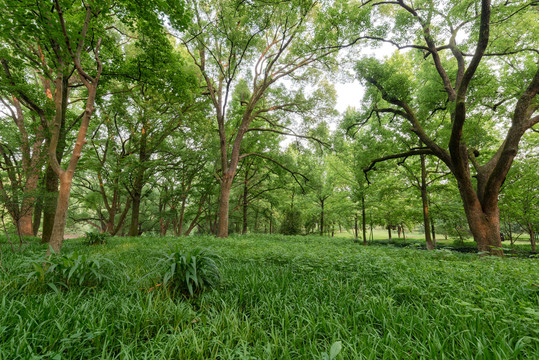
top-left (0, 0), bottom-right (536, 255)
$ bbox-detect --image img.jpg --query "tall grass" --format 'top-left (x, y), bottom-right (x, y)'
top-left (1, 235), bottom-right (537, 359)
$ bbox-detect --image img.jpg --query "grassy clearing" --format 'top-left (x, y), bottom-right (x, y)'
top-left (1, 235), bottom-right (538, 359)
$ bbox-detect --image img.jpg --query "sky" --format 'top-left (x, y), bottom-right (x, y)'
top-left (335, 80), bottom-right (364, 113)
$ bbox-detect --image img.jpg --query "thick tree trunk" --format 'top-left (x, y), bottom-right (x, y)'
top-left (41, 165), bottom-right (59, 244)
top-left (420, 153), bottom-right (435, 250)
top-left (17, 170), bottom-right (41, 236)
top-left (128, 191), bottom-right (142, 236)
top-left (128, 125), bottom-right (148, 237)
top-left (47, 173), bottom-right (72, 253)
top-left (461, 195), bottom-right (503, 255)
top-left (388, 225), bottom-right (392, 240)
top-left (217, 174), bottom-right (234, 238)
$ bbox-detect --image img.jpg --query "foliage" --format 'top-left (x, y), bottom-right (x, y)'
top-left (22, 251), bottom-right (111, 292)
top-left (154, 247), bottom-right (221, 297)
top-left (84, 232), bottom-right (108, 246)
top-left (280, 208), bottom-right (303, 235)
top-left (0, 235), bottom-right (537, 358)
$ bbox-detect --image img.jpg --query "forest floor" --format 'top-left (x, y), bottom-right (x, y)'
top-left (1, 235), bottom-right (538, 359)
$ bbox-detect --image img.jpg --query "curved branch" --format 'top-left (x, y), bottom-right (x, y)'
top-left (362, 148), bottom-right (434, 185)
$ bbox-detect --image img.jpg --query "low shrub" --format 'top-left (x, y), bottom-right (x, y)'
top-left (84, 232), bottom-right (108, 245)
top-left (22, 251), bottom-right (111, 292)
top-left (154, 247), bottom-right (221, 296)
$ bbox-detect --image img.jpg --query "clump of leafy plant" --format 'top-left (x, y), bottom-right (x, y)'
top-left (23, 251), bottom-right (111, 292)
top-left (154, 248), bottom-right (221, 297)
top-left (84, 232), bottom-right (108, 245)
top-left (281, 208), bottom-right (302, 235)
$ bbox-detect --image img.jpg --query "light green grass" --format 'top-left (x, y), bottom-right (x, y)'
top-left (1, 235), bottom-right (538, 359)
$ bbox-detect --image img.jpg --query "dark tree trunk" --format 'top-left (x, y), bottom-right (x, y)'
top-left (431, 219), bottom-right (436, 246)
top-left (41, 165), bottom-right (59, 244)
top-left (420, 153), bottom-right (435, 250)
top-left (242, 168), bottom-right (249, 234)
top-left (388, 225), bottom-right (392, 240)
top-left (128, 124), bottom-right (148, 237)
top-left (354, 214), bottom-right (359, 243)
top-left (528, 223), bottom-right (536, 253)
top-left (42, 77), bottom-right (68, 244)
top-left (362, 195), bottom-right (367, 246)
top-left (32, 191), bottom-right (42, 236)
top-left (320, 199), bottom-right (324, 236)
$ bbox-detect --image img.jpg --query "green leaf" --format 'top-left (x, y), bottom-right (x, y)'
top-left (329, 341), bottom-right (342, 360)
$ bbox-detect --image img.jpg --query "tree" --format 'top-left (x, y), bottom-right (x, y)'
top-left (0, 0), bottom-right (190, 252)
top-left (351, 0), bottom-right (538, 255)
top-left (178, 0), bottom-right (340, 237)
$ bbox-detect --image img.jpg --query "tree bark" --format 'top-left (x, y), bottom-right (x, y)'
top-left (128, 124), bottom-right (148, 237)
top-left (242, 167), bottom-right (249, 234)
top-left (217, 173), bottom-right (234, 237)
top-left (41, 165), bottom-right (60, 243)
top-left (41, 76), bottom-right (68, 244)
top-left (420, 153), bottom-right (435, 250)
top-left (362, 195), bottom-right (367, 245)
top-left (319, 199), bottom-right (325, 236)
top-left (48, 173), bottom-right (72, 253)
top-left (528, 223), bottom-right (536, 253)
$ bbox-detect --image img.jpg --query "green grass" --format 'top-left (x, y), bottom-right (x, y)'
top-left (1, 235), bottom-right (538, 359)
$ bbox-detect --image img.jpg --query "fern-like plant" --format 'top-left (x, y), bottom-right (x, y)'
top-left (84, 232), bottom-right (108, 245)
top-left (155, 248), bottom-right (221, 296)
top-left (23, 251), bottom-right (111, 292)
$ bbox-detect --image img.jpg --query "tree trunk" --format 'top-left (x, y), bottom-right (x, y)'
top-left (431, 219), bottom-right (436, 246)
top-left (420, 153), bottom-right (435, 250)
top-left (32, 192), bottom-right (43, 236)
top-left (388, 225), bottom-right (392, 240)
top-left (354, 214), bottom-right (359, 243)
top-left (217, 174), bottom-right (234, 237)
top-left (528, 223), bottom-right (536, 253)
top-left (242, 170), bottom-right (248, 234)
top-left (320, 199), bottom-right (324, 236)
top-left (461, 196), bottom-right (503, 255)
top-left (128, 191), bottom-right (142, 236)
top-left (362, 195), bottom-right (367, 246)
top-left (41, 165), bottom-right (59, 244)
top-left (47, 173), bottom-right (72, 253)
top-left (128, 125), bottom-right (148, 237)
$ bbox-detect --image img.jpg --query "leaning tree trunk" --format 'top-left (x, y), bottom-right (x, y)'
top-left (47, 64), bottom-right (100, 253)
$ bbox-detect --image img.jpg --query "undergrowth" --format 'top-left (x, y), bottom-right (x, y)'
top-left (0, 235), bottom-right (537, 359)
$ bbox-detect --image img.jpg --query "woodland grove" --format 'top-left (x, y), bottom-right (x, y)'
top-left (0, 0), bottom-right (538, 256)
